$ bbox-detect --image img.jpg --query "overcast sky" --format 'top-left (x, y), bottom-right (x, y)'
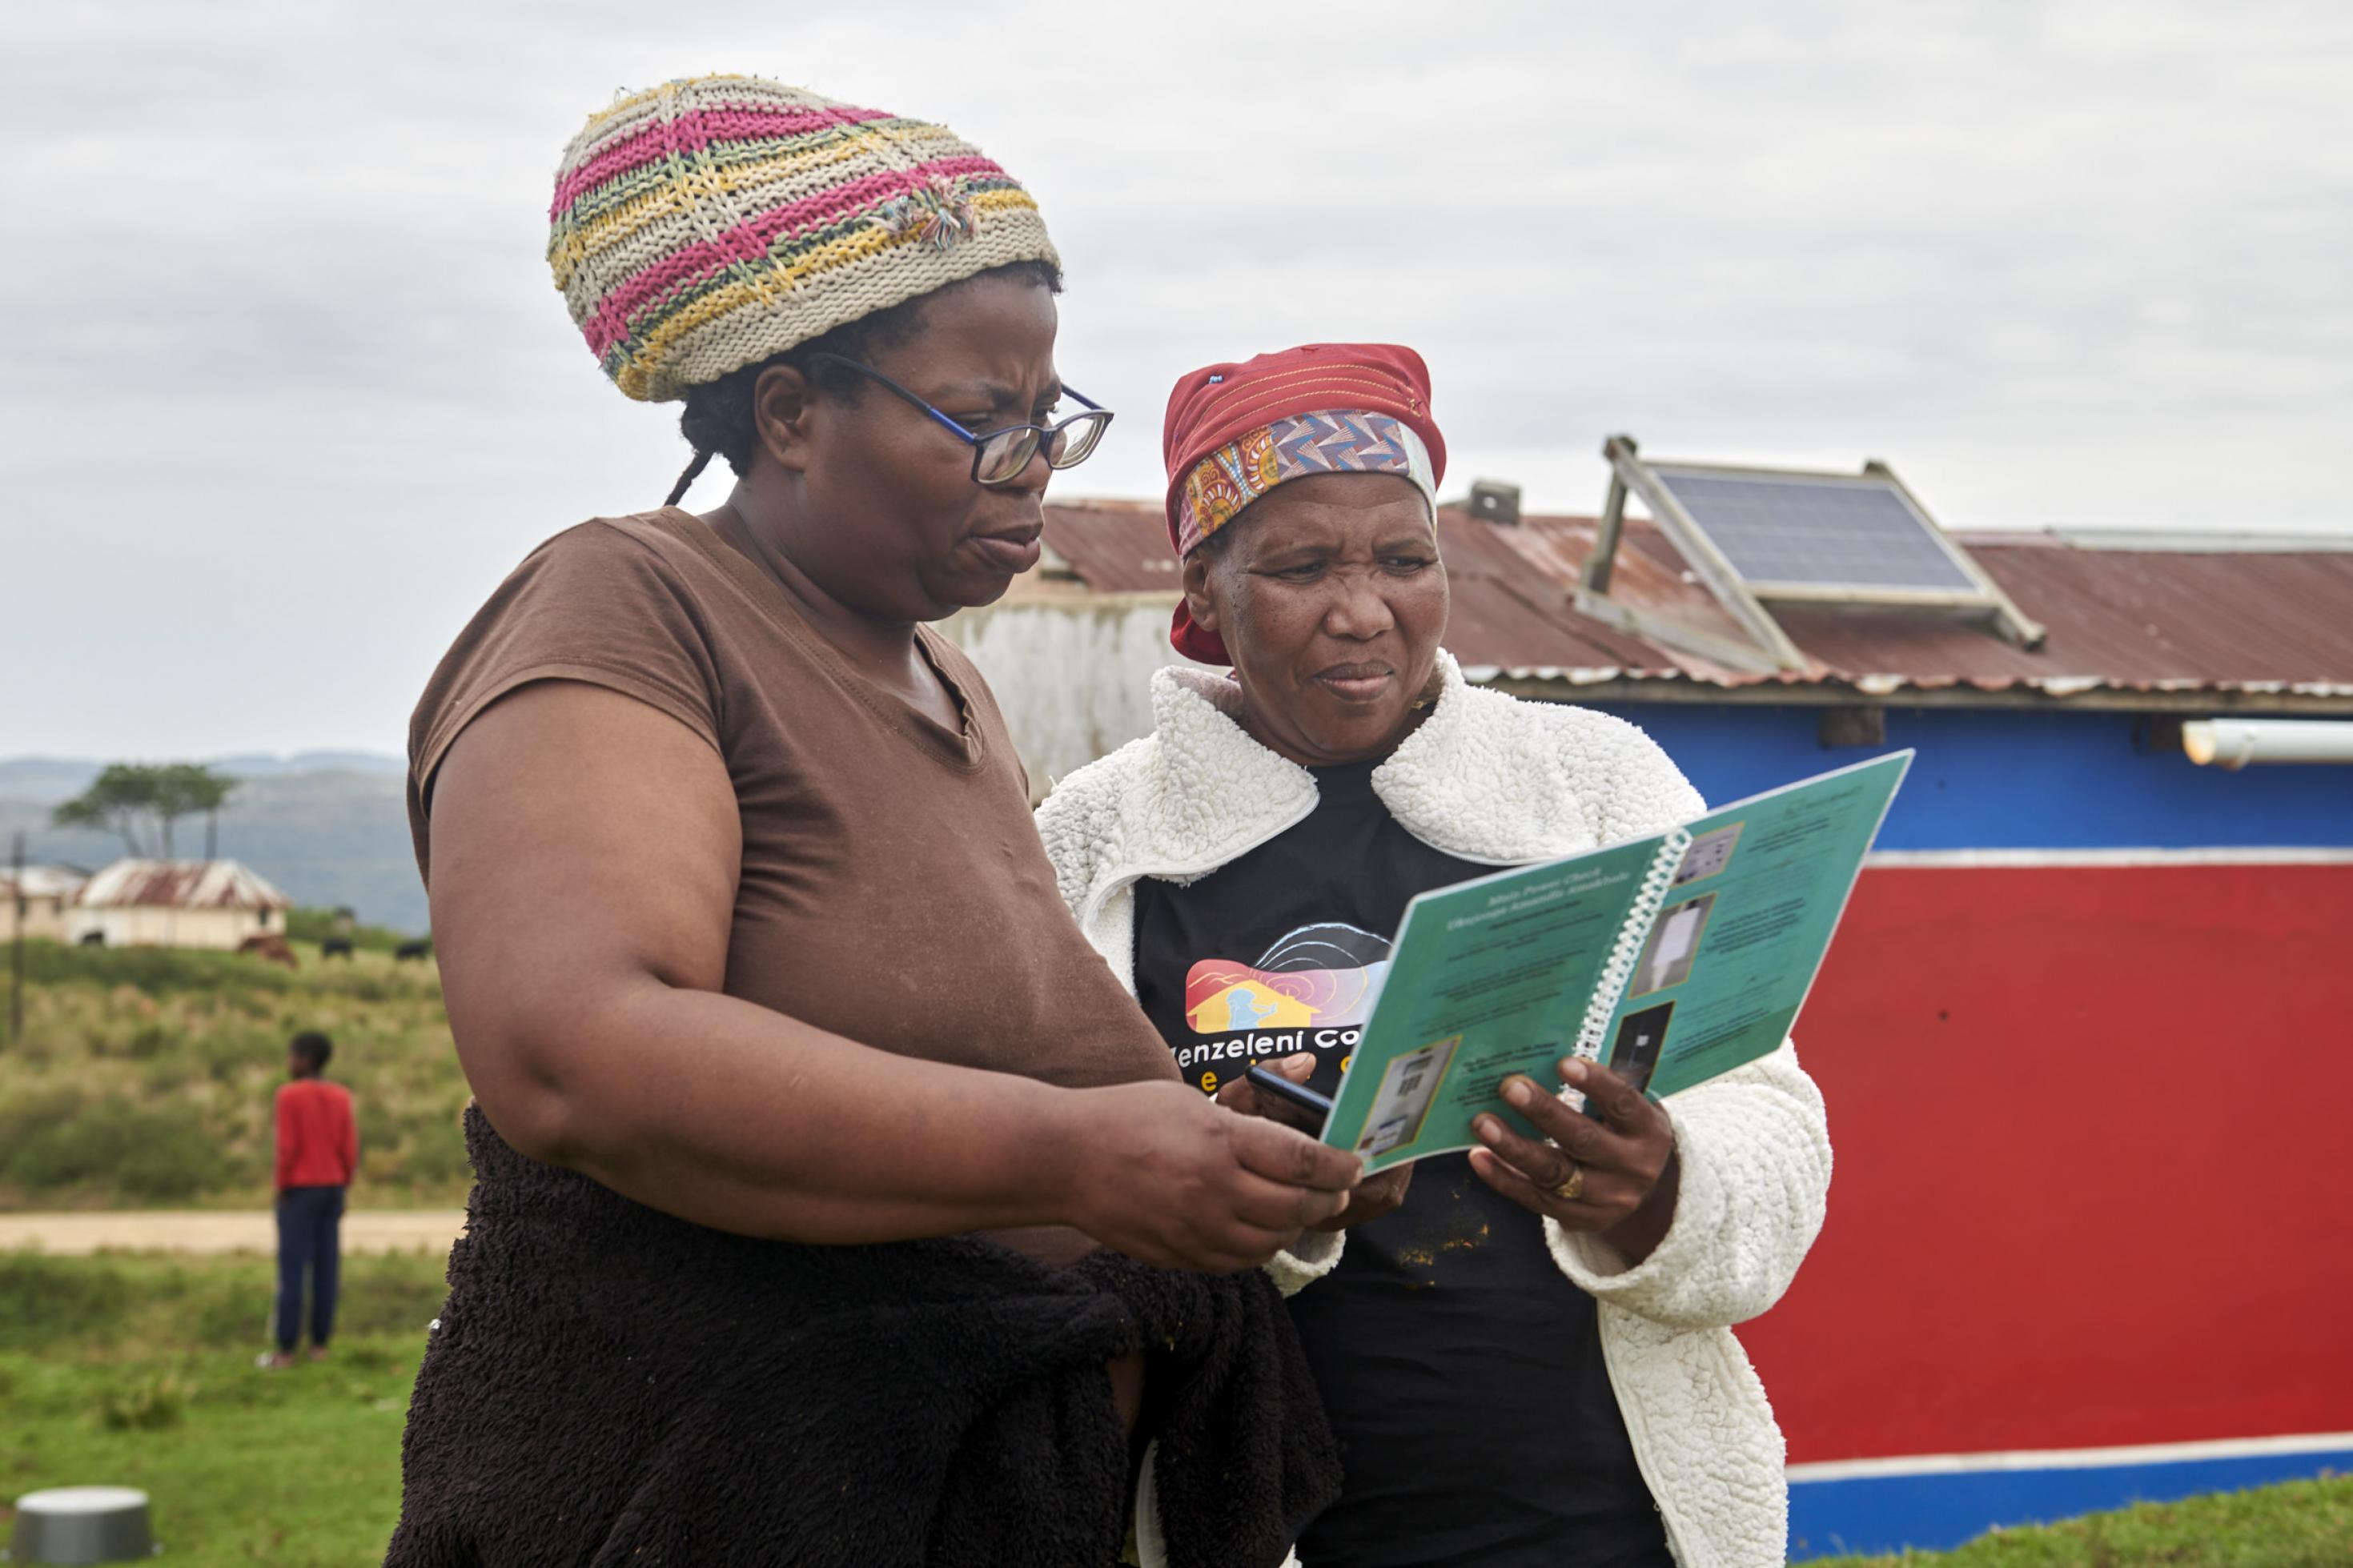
top-left (5, 0), bottom-right (2348, 758)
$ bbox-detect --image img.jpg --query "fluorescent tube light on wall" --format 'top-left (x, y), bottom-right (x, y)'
top-left (2181, 719), bottom-right (2353, 768)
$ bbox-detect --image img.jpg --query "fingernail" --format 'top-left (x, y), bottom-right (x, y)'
top-left (1561, 1058), bottom-right (1590, 1085)
top-left (1474, 1115), bottom-right (1504, 1143)
top-left (1503, 1078), bottom-right (1534, 1108)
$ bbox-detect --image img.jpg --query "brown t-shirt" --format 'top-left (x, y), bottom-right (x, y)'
top-left (408, 508), bottom-right (1179, 1204)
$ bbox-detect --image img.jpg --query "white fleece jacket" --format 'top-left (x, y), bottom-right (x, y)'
top-left (1038, 650), bottom-right (1831, 1568)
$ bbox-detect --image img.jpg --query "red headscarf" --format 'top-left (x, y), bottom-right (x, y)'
top-left (1161, 343), bottom-right (1446, 664)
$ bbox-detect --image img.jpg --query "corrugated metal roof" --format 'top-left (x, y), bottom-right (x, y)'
top-left (1034, 502), bottom-right (1189, 592)
top-left (0, 866), bottom-right (85, 900)
top-left (76, 859), bottom-right (291, 911)
top-left (1031, 499), bottom-right (2353, 706)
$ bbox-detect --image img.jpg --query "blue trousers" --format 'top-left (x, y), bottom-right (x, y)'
top-left (275, 1185), bottom-right (345, 1353)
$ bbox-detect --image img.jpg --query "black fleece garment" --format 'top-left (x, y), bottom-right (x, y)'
top-left (383, 1108), bottom-right (1340, 1568)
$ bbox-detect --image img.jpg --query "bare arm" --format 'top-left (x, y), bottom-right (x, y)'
top-left (428, 682), bottom-right (1360, 1270)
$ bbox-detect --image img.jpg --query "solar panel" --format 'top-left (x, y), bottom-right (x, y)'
top-left (1651, 470), bottom-right (1980, 592)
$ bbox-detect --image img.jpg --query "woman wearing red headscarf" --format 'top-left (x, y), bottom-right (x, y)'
top-left (1037, 344), bottom-right (1832, 1567)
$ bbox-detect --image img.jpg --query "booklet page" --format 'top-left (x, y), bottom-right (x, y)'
top-left (1320, 752), bottom-right (1909, 1173)
top-left (1600, 752), bottom-right (1909, 1099)
top-left (1319, 836), bottom-right (1663, 1170)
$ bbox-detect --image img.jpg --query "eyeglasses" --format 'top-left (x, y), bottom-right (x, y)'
top-left (803, 353), bottom-right (1114, 488)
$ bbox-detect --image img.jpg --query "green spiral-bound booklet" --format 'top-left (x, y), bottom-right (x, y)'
top-left (1321, 752), bottom-right (1911, 1172)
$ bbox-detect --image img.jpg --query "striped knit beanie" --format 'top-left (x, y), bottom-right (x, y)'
top-left (548, 74), bottom-right (1061, 403)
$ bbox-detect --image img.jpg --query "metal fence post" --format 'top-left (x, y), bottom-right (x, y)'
top-left (9, 830), bottom-right (24, 1046)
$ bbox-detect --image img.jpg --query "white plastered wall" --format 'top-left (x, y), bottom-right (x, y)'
top-left (943, 596), bottom-right (1210, 798)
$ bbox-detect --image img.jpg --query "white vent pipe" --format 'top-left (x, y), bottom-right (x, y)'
top-left (2181, 718), bottom-right (2353, 768)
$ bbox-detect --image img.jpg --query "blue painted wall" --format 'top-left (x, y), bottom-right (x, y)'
top-left (1578, 702), bottom-right (2353, 849)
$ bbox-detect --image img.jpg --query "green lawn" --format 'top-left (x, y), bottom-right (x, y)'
top-left (5, 1253), bottom-right (2347, 1566)
top-left (0, 1249), bottom-right (447, 1565)
top-left (1809, 1473), bottom-right (2353, 1566)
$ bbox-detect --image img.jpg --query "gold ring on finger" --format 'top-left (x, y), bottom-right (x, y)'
top-left (1549, 1163), bottom-right (1585, 1202)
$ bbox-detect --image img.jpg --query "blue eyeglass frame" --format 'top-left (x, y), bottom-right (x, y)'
top-left (802, 351), bottom-right (1114, 488)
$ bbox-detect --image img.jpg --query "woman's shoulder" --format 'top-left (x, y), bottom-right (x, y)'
top-left (425, 514), bottom-right (721, 699)
top-left (504, 510), bottom-right (712, 596)
top-left (1045, 728), bottom-right (1161, 796)
top-left (1032, 733), bottom-right (1158, 889)
top-left (408, 512), bottom-right (730, 828)
top-left (1420, 659), bottom-right (1707, 839)
top-left (1519, 696), bottom-right (1705, 827)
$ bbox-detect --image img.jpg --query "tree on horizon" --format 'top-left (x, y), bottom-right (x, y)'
top-left (52, 763), bottom-right (242, 861)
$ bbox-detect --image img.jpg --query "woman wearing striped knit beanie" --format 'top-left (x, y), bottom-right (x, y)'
top-left (388, 77), bottom-right (1352, 1567)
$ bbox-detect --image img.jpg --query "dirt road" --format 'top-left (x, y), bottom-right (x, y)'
top-left (0, 1209), bottom-right (464, 1256)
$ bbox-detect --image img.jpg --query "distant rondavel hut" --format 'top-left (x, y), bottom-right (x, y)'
top-left (0, 865), bottom-right (87, 942)
top-left (70, 859), bottom-right (291, 951)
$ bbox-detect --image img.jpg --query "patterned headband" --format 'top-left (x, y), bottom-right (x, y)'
top-left (1176, 411), bottom-right (1439, 556)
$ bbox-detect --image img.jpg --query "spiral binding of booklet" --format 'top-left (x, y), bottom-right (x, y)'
top-left (1568, 827), bottom-right (1695, 1082)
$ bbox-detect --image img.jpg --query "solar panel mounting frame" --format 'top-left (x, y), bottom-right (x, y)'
top-left (1581, 436), bottom-right (2046, 672)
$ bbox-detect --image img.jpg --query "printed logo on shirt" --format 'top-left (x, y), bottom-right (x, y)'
top-left (1177, 923), bottom-right (1390, 1093)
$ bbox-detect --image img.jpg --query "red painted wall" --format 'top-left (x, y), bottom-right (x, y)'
top-left (1741, 862), bottom-right (2353, 1462)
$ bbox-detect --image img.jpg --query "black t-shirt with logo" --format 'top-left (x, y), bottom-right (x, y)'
top-left (1130, 759), bottom-right (1670, 1568)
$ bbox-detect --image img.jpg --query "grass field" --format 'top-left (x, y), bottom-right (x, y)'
top-left (0, 940), bottom-right (472, 1209)
top-left (0, 1249), bottom-right (447, 1565)
top-left (6, 945), bottom-right (2346, 1563)
top-left (4, 1248), bottom-right (2347, 1564)
top-left (1811, 1477), bottom-right (2353, 1566)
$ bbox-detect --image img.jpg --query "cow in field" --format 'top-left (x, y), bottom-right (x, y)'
top-left (239, 933), bottom-right (299, 968)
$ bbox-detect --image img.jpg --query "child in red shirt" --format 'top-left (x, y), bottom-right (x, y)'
top-left (270, 1031), bottom-right (357, 1368)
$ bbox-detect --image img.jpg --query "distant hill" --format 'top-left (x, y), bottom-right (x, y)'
top-left (0, 752), bottom-right (424, 935)
top-left (0, 752), bottom-right (405, 805)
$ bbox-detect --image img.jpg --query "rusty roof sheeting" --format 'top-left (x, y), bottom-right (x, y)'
top-left (76, 859), bottom-right (291, 911)
top-left (1032, 499), bottom-right (2353, 702)
top-left (1033, 502), bottom-right (1189, 594)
